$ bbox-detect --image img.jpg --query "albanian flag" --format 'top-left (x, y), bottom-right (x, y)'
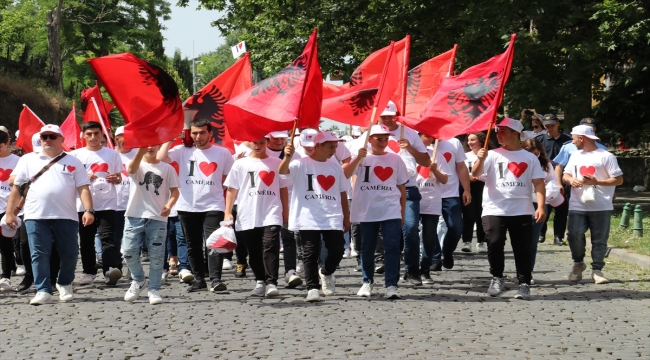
top-left (321, 37), bottom-right (407, 126)
top-left (80, 83), bottom-right (114, 131)
top-left (60, 102), bottom-right (83, 150)
top-left (88, 53), bottom-right (184, 148)
top-left (398, 34), bottom-right (516, 140)
top-left (184, 53), bottom-right (252, 153)
top-left (15, 105), bottom-right (45, 153)
top-left (224, 29), bottom-right (322, 141)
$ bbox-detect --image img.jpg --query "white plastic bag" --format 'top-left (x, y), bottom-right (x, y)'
top-left (580, 185), bottom-right (596, 203)
top-left (206, 220), bottom-right (237, 254)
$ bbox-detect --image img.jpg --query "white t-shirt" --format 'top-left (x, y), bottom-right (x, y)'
top-left (0, 154), bottom-right (20, 213)
top-left (125, 161), bottom-right (180, 222)
top-left (532, 162), bottom-right (557, 202)
top-left (167, 145), bottom-right (234, 212)
top-left (350, 152), bottom-right (409, 222)
top-left (71, 147), bottom-right (122, 212)
top-left (480, 148), bottom-right (545, 216)
top-left (382, 124), bottom-right (427, 187)
top-left (223, 156), bottom-right (287, 231)
top-left (417, 151), bottom-right (450, 216)
top-left (285, 157), bottom-right (350, 231)
top-left (464, 151), bottom-right (478, 174)
top-left (12, 152), bottom-right (90, 221)
top-left (334, 144), bottom-right (351, 164)
top-left (437, 138), bottom-right (467, 198)
top-left (564, 148), bottom-right (623, 212)
top-left (116, 149), bottom-right (136, 211)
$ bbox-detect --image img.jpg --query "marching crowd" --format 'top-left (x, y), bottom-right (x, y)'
top-left (0, 101), bottom-right (623, 305)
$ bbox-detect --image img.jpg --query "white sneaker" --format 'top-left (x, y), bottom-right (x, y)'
top-left (79, 273), bottom-right (95, 286)
top-left (55, 283), bottom-right (73, 301)
top-left (148, 289), bottom-right (163, 305)
top-left (343, 248), bottom-right (351, 259)
top-left (296, 260), bottom-right (305, 277)
top-left (476, 243), bottom-right (488, 253)
top-left (461, 242), bottom-right (472, 252)
top-left (279, 245), bottom-right (284, 260)
top-left (15, 265), bottom-right (26, 276)
top-left (350, 248), bottom-right (358, 258)
top-left (568, 262), bottom-right (587, 282)
top-left (179, 269), bottom-right (194, 283)
top-left (250, 281), bottom-right (266, 297)
top-left (305, 289), bottom-right (321, 302)
top-left (591, 270), bottom-right (609, 284)
top-left (30, 291), bottom-right (52, 305)
top-left (319, 269), bottom-right (335, 296)
top-left (0, 278), bottom-right (12, 291)
top-left (265, 284), bottom-right (279, 297)
top-left (284, 269), bottom-right (303, 288)
top-left (357, 283), bottom-right (373, 297)
top-left (385, 286), bottom-right (401, 299)
top-left (222, 259), bottom-right (233, 270)
top-left (104, 267), bottom-right (122, 286)
top-left (124, 280), bottom-right (146, 302)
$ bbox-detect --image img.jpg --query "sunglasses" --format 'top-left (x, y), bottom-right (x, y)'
top-left (40, 134), bottom-right (60, 141)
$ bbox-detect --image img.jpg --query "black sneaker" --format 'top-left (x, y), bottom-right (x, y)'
top-left (538, 235), bottom-right (545, 244)
top-left (375, 263), bottom-right (385, 274)
top-left (420, 271), bottom-right (434, 285)
top-left (210, 279), bottom-right (227, 292)
top-left (431, 261), bottom-right (443, 272)
top-left (187, 279), bottom-right (207, 292)
top-left (234, 263), bottom-right (247, 278)
top-left (354, 259), bottom-right (362, 272)
top-left (553, 237), bottom-right (565, 246)
top-left (16, 274), bottom-right (33, 292)
top-left (403, 271), bottom-right (422, 286)
top-left (442, 255), bottom-right (454, 269)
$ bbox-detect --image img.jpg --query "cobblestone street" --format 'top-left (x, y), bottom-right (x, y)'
top-left (1, 241), bottom-right (649, 359)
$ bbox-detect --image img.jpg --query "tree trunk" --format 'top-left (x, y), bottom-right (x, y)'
top-left (46, 0), bottom-right (64, 94)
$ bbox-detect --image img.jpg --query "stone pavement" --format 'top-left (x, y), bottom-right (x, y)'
top-left (1, 241), bottom-right (649, 359)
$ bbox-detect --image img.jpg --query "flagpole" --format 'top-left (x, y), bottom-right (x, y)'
top-left (91, 96), bottom-right (114, 149)
top-left (483, 34), bottom-right (515, 150)
top-left (95, 81), bottom-right (113, 137)
top-left (399, 35), bottom-right (410, 140)
top-left (22, 104), bottom-right (46, 125)
top-left (290, 28), bottom-right (319, 140)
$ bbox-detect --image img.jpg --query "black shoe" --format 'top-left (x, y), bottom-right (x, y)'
top-left (141, 250), bottom-right (149, 263)
top-left (538, 235), bottom-right (545, 244)
top-left (420, 271), bottom-right (434, 285)
top-left (16, 275), bottom-right (33, 292)
top-left (432, 261), bottom-right (443, 272)
top-left (375, 263), bottom-right (385, 274)
top-left (403, 271), bottom-right (422, 286)
top-left (187, 279), bottom-right (207, 292)
top-left (442, 255), bottom-right (454, 269)
top-left (354, 259), bottom-right (362, 272)
top-left (210, 279), bottom-right (227, 292)
top-left (234, 263), bottom-right (247, 278)
top-left (553, 237), bottom-right (565, 246)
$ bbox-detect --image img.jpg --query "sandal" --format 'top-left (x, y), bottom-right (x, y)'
top-left (169, 264), bottom-right (179, 276)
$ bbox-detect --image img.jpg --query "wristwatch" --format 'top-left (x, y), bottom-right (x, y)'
top-left (84, 209), bottom-right (95, 214)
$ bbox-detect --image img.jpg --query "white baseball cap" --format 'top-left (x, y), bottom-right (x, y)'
top-left (40, 124), bottom-right (64, 136)
top-left (32, 132), bottom-right (42, 152)
top-left (299, 128), bottom-right (320, 147)
top-left (496, 118), bottom-right (525, 140)
top-left (381, 101), bottom-right (398, 116)
top-left (351, 126), bottom-right (361, 136)
top-left (115, 126), bottom-right (125, 137)
top-left (571, 125), bottom-right (600, 140)
top-left (314, 131), bottom-right (343, 144)
top-left (0, 215), bottom-right (22, 238)
top-left (0, 126), bottom-right (9, 135)
top-left (266, 131), bottom-right (289, 138)
top-left (369, 124), bottom-right (392, 136)
top-left (341, 135), bottom-right (353, 142)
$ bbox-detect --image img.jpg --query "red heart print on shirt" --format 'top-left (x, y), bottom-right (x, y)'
top-left (374, 166), bottom-right (394, 182)
top-left (199, 161), bottom-right (218, 176)
top-left (67, 165), bottom-right (76, 172)
top-left (317, 175), bottom-right (335, 191)
top-left (579, 166), bottom-right (596, 177)
top-left (387, 140), bottom-right (400, 153)
top-left (90, 163), bottom-right (109, 173)
top-left (0, 168), bottom-right (12, 182)
top-left (417, 165), bottom-right (430, 179)
top-left (121, 164), bottom-right (128, 176)
top-left (260, 171), bottom-right (275, 186)
top-left (170, 161), bottom-right (180, 175)
top-left (443, 152), bottom-right (452, 163)
top-left (507, 162), bottom-right (528, 178)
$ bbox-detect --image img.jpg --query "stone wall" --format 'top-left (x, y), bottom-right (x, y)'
top-left (611, 150), bottom-right (650, 190)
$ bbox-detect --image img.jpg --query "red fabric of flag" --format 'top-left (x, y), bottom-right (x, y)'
top-left (60, 102), bottom-right (83, 150)
top-left (88, 53), bottom-right (184, 148)
top-left (184, 53), bottom-right (252, 153)
top-left (398, 34), bottom-right (516, 140)
top-left (15, 105), bottom-right (45, 153)
top-left (224, 29), bottom-right (322, 141)
top-left (81, 83), bottom-right (114, 129)
top-left (321, 37), bottom-right (407, 126)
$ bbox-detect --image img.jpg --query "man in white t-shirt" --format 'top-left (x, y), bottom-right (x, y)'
top-left (158, 118), bottom-right (234, 292)
top-left (224, 137), bottom-right (289, 297)
top-left (280, 131), bottom-right (350, 302)
top-left (6, 124), bottom-right (94, 305)
top-left (563, 125), bottom-right (623, 285)
top-left (122, 146), bottom-right (179, 305)
top-left (471, 118), bottom-right (546, 300)
top-left (112, 126), bottom-right (138, 275)
top-left (70, 121), bottom-right (124, 286)
top-left (347, 124), bottom-right (409, 299)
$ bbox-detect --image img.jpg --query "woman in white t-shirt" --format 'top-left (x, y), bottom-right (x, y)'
top-left (461, 132), bottom-right (487, 253)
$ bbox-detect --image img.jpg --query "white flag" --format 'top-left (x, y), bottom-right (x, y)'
top-left (231, 41), bottom-right (247, 59)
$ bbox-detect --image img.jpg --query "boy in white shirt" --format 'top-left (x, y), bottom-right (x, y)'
top-left (122, 146), bottom-right (179, 305)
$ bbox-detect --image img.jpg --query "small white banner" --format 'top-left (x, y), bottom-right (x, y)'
top-left (231, 41), bottom-right (247, 59)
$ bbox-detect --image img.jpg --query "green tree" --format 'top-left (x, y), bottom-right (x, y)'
top-left (172, 48), bottom-right (192, 92)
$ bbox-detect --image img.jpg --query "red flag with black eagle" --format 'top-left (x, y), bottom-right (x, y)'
top-left (60, 102), bottom-right (83, 150)
top-left (224, 29), bottom-right (322, 141)
top-left (398, 34), bottom-right (515, 140)
top-left (15, 105), bottom-right (45, 153)
top-left (183, 53), bottom-right (252, 153)
top-left (80, 83), bottom-right (114, 129)
top-left (88, 53), bottom-right (184, 148)
top-left (321, 37), bottom-right (407, 126)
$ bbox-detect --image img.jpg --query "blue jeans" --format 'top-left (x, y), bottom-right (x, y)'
top-left (166, 216), bottom-right (190, 271)
top-left (360, 219), bottom-right (402, 287)
top-left (94, 233), bottom-right (102, 259)
top-left (567, 210), bottom-right (612, 270)
top-left (25, 219), bottom-right (79, 293)
top-left (403, 187), bottom-right (422, 273)
top-left (122, 217), bottom-right (167, 290)
top-left (440, 197), bottom-right (464, 257)
top-left (530, 203), bottom-right (545, 273)
top-left (420, 214), bottom-right (440, 270)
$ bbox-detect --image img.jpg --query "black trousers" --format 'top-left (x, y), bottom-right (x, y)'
top-left (300, 230), bottom-right (345, 290)
top-left (541, 183), bottom-right (570, 240)
top-left (177, 210), bottom-right (228, 281)
top-left (78, 210), bottom-right (119, 275)
top-left (0, 223), bottom-right (15, 279)
top-left (237, 225), bottom-right (280, 285)
top-left (462, 181), bottom-right (486, 243)
top-left (482, 215), bottom-right (532, 285)
top-left (281, 226), bottom-right (299, 274)
top-left (12, 227), bottom-right (22, 266)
